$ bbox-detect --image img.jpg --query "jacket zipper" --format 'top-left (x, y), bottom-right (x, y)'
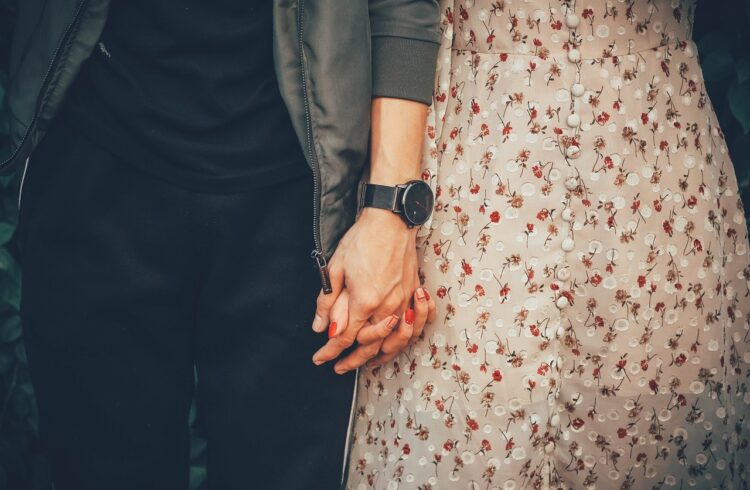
top-left (17, 157), bottom-right (30, 211)
top-left (297, 0), bottom-right (332, 294)
top-left (0, 0), bottom-right (89, 175)
top-left (297, 8), bottom-right (350, 487)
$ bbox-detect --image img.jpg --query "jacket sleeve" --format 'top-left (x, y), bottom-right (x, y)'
top-left (369, 0), bottom-right (440, 105)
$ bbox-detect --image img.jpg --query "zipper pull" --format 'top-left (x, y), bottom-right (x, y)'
top-left (311, 250), bottom-right (333, 294)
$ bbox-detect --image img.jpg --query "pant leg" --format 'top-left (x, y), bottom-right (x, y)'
top-left (19, 117), bottom-right (199, 490)
top-left (193, 173), bottom-right (356, 490)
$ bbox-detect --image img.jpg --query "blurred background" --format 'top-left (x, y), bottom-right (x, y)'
top-left (0, 2), bottom-right (749, 489)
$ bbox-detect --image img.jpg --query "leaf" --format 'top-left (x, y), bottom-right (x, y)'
top-left (0, 274), bottom-right (20, 311)
top-left (729, 80), bottom-right (750, 134)
top-left (190, 437), bottom-right (207, 460)
top-left (738, 59), bottom-right (750, 84)
top-left (702, 50), bottom-right (735, 82)
top-left (189, 466), bottom-right (207, 490)
top-left (0, 314), bottom-right (20, 342)
top-left (0, 247), bottom-right (19, 279)
top-left (13, 387), bottom-right (32, 417)
top-left (0, 345), bottom-right (14, 374)
top-left (14, 340), bottom-right (27, 364)
top-left (698, 30), bottom-right (732, 57)
top-left (0, 222), bottom-right (15, 246)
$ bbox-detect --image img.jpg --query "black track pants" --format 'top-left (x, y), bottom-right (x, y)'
top-left (18, 113), bottom-right (355, 490)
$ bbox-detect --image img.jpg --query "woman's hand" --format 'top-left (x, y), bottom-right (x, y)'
top-left (366, 285), bottom-right (436, 369)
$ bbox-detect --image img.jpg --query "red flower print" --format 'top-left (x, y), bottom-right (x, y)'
top-left (663, 220), bottom-right (673, 237)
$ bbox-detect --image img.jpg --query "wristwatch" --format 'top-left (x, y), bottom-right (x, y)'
top-left (359, 180), bottom-right (434, 228)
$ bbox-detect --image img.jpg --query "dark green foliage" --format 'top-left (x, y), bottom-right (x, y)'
top-left (0, 2), bottom-right (749, 489)
top-left (695, 0), bottom-right (750, 194)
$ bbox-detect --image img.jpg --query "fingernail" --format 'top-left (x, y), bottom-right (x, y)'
top-left (405, 308), bottom-right (415, 325)
top-left (328, 321), bottom-right (338, 339)
top-left (416, 288), bottom-right (427, 301)
top-left (386, 315), bottom-right (399, 330)
top-left (424, 290), bottom-right (431, 301)
top-left (312, 315), bottom-right (324, 332)
top-left (334, 365), bottom-right (347, 374)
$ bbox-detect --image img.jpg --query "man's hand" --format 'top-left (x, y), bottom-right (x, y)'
top-left (311, 207), bottom-right (418, 370)
top-left (309, 96), bottom-right (431, 371)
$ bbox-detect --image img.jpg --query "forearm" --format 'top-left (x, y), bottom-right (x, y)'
top-left (368, 97), bottom-right (427, 186)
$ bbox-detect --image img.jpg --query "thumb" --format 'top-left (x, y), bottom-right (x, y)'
top-left (312, 259), bottom-right (344, 332)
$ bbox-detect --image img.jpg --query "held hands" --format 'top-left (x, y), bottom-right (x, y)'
top-left (310, 208), bottom-right (436, 373)
top-left (312, 97), bottom-right (435, 371)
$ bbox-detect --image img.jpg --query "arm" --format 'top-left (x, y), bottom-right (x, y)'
top-left (369, 0), bottom-right (441, 105)
top-left (310, 0), bottom-right (441, 372)
top-left (311, 98), bottom-right (436, 372)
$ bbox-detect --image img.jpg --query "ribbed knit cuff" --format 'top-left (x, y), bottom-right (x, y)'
top-left (371, 36), bottom-right (439, 105)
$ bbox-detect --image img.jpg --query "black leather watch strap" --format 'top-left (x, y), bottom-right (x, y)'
top-left (361, 183), bottom-right (403, 213)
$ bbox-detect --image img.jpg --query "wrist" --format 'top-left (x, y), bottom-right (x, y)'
top-left (368, 159), bottom-right (420, 187)
top-left (358, 207), bottom-right (418, 236)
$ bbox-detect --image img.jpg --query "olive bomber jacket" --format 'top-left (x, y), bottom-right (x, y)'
top-left (0, 0), bottom-right (440, 289)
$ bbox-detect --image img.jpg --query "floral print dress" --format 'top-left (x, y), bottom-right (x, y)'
top-left (346, 1), bottom-right (750, 488)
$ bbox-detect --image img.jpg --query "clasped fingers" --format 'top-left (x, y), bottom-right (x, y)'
top-left (368, 287), bottom-right (436, 369)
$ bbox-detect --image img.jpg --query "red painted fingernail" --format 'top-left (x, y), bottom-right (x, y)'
top-left (405, 309), bottom-right (415, 325)
top-left (424, 290), bottom-right (431, 301)
top-left (328, 321), bottom-right (338, 338)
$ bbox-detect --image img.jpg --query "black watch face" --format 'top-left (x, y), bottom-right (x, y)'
top-left (402, 181), bottom-right (434, 226)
